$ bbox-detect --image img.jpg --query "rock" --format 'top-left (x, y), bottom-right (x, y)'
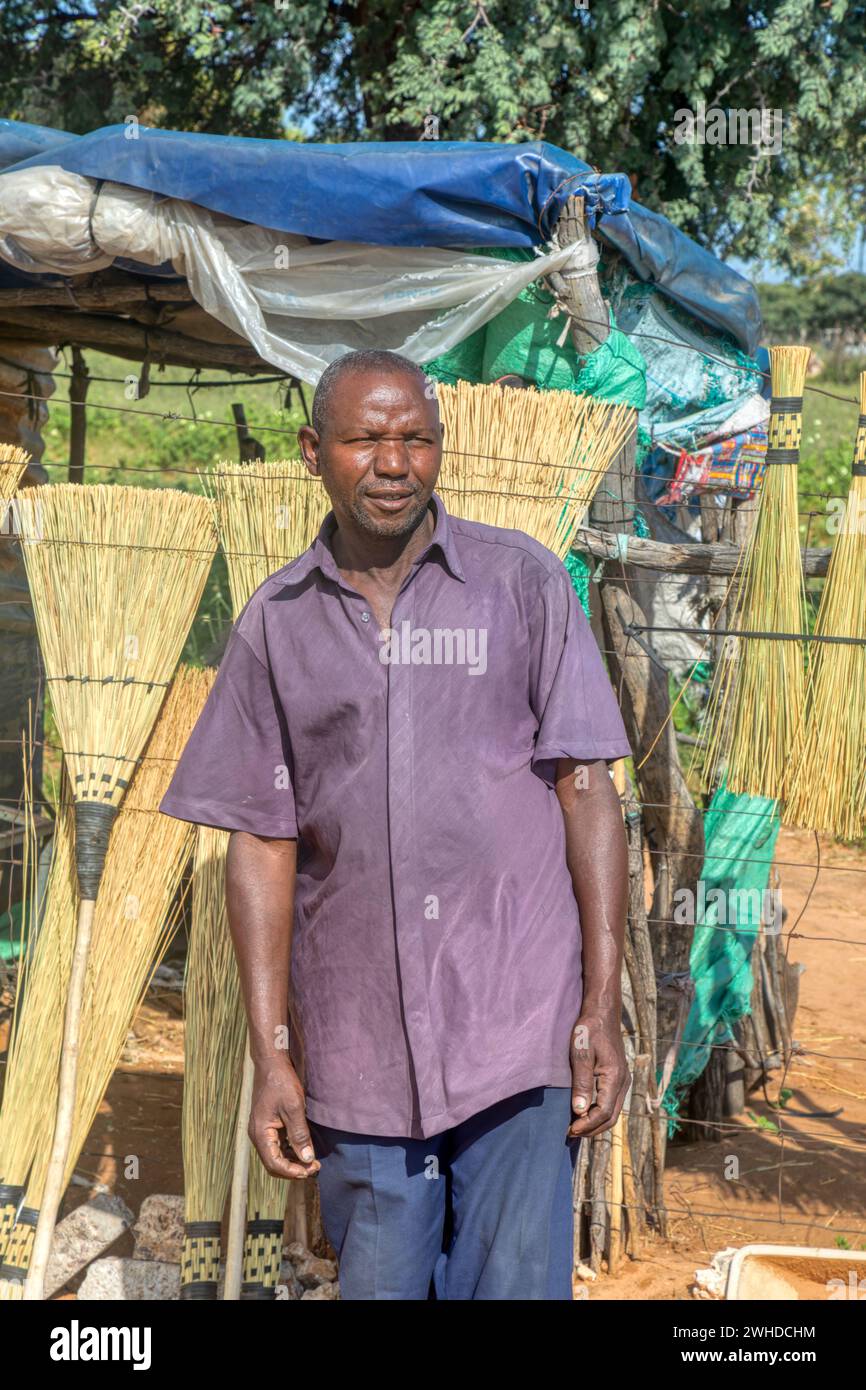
top-left (77, 1257), bottom-right (181, 1301)
top-left (301, 1281), bottom-right (339, 1300)
top-left (276, 1260), bottom-right (304, 1300)
top-left (284, 1241), bottom-right (309, 1264)
top-left (294, 1253), bottom-right (338, 1288)
top-left (46, 1193), bottom-right (135, 1299)
top-left (133, 1194), bottom-right (184, 1263)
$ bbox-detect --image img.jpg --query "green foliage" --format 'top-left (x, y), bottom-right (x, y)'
top-left (2, 2), bottom-right (864, 275)
top-left (759, 273), bottom-right (866, 343)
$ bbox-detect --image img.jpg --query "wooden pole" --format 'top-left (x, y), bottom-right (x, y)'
top-left (224, 1046), bottom-right (255, 1300)
top-left (68, 347), bottom-right (89, 485)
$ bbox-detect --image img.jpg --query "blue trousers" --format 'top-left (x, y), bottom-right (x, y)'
top-left (309, 1086), bottom-right (578, 1301)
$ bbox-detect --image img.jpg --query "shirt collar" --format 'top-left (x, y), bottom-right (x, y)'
top-left (288, 492), bottom-right (465, 586)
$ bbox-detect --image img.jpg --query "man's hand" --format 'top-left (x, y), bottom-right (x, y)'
top-left (249, 1056), bottom-right (321, 1180)
top-left (568, 1008), bottom-right (630, 1139)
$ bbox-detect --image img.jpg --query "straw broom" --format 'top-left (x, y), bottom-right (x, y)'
top-left (785, 371), bottom-right (866, 837)
top-left (17, 484), bottom-right (216, 1299)
top-left (241, 1141), bottom-right (289, 1299)
top-left (0, 774), bottom-right (76, 1281)
top-left (700, 347), bottom-right (811, 799)
top-left (204, 460), bottom-right (329, 614)
top-left (1, 666), bottom-right (208, 1298)
top-left (207, 461), bottom-right (328, 1297)
top-left (436, 381), bottom-right (636, 556)
top-left (180, 822), bottom-right (247, 1300)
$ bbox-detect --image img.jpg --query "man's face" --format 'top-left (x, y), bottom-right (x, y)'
top-left (299, 369), bottom-right (442, 539)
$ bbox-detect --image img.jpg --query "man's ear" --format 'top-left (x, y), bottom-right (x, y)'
top-left (298, 425), bottom-right (321, 476)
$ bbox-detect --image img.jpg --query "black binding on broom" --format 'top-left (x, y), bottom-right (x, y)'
top-left (74, 802), bottom-right (119, 899)
top-left (184, 1220), bottom-right (222, 1237)
top-left (764, 449), bottom-right (800, 465)
top-left (245, 1219), bottom-right (284, 1237)
top-left (769, 396), bottom-right (805, 412)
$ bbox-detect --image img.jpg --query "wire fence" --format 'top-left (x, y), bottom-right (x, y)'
top-left (0, 319), bottom-right (863, 1255)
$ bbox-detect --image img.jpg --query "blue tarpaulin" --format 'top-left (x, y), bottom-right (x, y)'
top-left (0, 119), bottom-right (761, 353)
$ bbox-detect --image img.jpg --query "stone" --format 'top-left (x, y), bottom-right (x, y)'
top-left (294, 1253), bottom-right (338, 1288)
top-left (77, 1257), bottom-right (181, 1301)
top-left (133, 1194), bottom-right (184, 1263)
top-left (276, 1260), bottom-right (304, 1300)
top-left (46, 1192), bottom-right (135, 1299)
top-left (301, 1281), bottom-right (339, 1300)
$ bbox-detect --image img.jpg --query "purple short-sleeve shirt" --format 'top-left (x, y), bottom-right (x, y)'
top-left (161, 494), bottom-right (630, 1138)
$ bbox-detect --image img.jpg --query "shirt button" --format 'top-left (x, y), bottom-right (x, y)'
top-left (360, 611), bottom-right (371, 623)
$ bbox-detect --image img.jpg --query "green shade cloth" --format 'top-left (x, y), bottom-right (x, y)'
top-left (424, 247), bottom-right (647, 408)
top-left (663, 786), bottom-right (781, 1129)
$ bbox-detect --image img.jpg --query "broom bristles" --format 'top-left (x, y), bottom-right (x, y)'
top-left (785, 370), bottom-right (866, 837)
top-left (0, 775), bottom-right (76, 1229)
top-left (436, 381), bottom-right (636, 558)
top-left (18, 484), bottom-right (217, 819)
top-left (7, 667), bottom-right (207, 1294)
top-left (699, 346), bottom-right (810, 799)
top-left (205, 462), bottom-right (329, 614)
top-left (180, 821), bottom-right (247, 1298)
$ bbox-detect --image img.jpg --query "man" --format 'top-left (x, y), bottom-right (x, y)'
top-left (161, 348), bottom-right (631, 1301)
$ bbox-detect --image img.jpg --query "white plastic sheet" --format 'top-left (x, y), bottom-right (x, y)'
top-left (0, 168), bottom-right (578, 382)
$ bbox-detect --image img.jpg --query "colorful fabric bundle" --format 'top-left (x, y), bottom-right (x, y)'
top-left (659, 428), bottom-right (768, 505)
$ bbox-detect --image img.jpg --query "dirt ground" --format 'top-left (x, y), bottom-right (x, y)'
top-left (596, 826), bottom-right (866, 1299)
top-left (8, 827), bottom-right (866, 1300)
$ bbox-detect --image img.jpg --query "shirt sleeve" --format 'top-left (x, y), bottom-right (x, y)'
top-left (529, 562), bottom-right (631, 778)
top-left (159, 625), bottom-right (298, 837)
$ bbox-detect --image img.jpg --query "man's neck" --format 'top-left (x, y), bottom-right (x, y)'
top-left (331, 503), bottom-right (436, 589)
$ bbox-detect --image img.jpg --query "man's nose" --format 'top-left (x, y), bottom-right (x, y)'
top-left (372, 440), bottom-right (411, 474)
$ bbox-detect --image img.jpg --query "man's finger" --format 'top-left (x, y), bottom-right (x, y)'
top-left (249, 1124), bottom-right (304, 1180)
top-left (568, 1079), bottom-right (629, 1138)
top-left (280, 1104), bottom-right (318, 1167)
top-left (570, 1034), bottom-right (595, 1118)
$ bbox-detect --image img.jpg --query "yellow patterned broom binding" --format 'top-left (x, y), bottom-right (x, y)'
top-left (180, 1221), bottom-right (223, 1299)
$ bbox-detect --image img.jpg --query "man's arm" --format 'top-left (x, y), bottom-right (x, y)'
top-left (554, 757), bottom-right (630, 1139)
top-left (225, 831), bottom-right (320, 1180)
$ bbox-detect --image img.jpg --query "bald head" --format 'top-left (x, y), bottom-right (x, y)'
top-left (312, 350), bottom-right (435, 438)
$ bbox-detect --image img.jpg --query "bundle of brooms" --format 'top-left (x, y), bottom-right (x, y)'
top-left (700, 346), bottom-right (812, 800)
top-left (193, 462), bottom-right (329, 1299)
top-left (435, 380), bottom-right (636, 556)
top-left (15, 483), bottom-right (216, 1298)
top-left (0, 667), bottom-right (209, 1297)
top-left (785, 371), bottom-right (866, 838)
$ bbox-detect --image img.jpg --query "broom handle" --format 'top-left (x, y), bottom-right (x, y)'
top-left (23, 896), bottom-right (95, 1301)
top-left (224, 1046), bottom-right (255, 1300)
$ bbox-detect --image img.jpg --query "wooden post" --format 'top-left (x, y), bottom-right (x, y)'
top-left (68, 346), bottom-right (89, 485)
top-left (232, 403), bottom-right (265, 464)
top-left (0, 343), bottom-right (53, 917)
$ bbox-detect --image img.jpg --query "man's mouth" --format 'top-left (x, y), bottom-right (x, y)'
top-left (363, 490), bottom-right (417, 513)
